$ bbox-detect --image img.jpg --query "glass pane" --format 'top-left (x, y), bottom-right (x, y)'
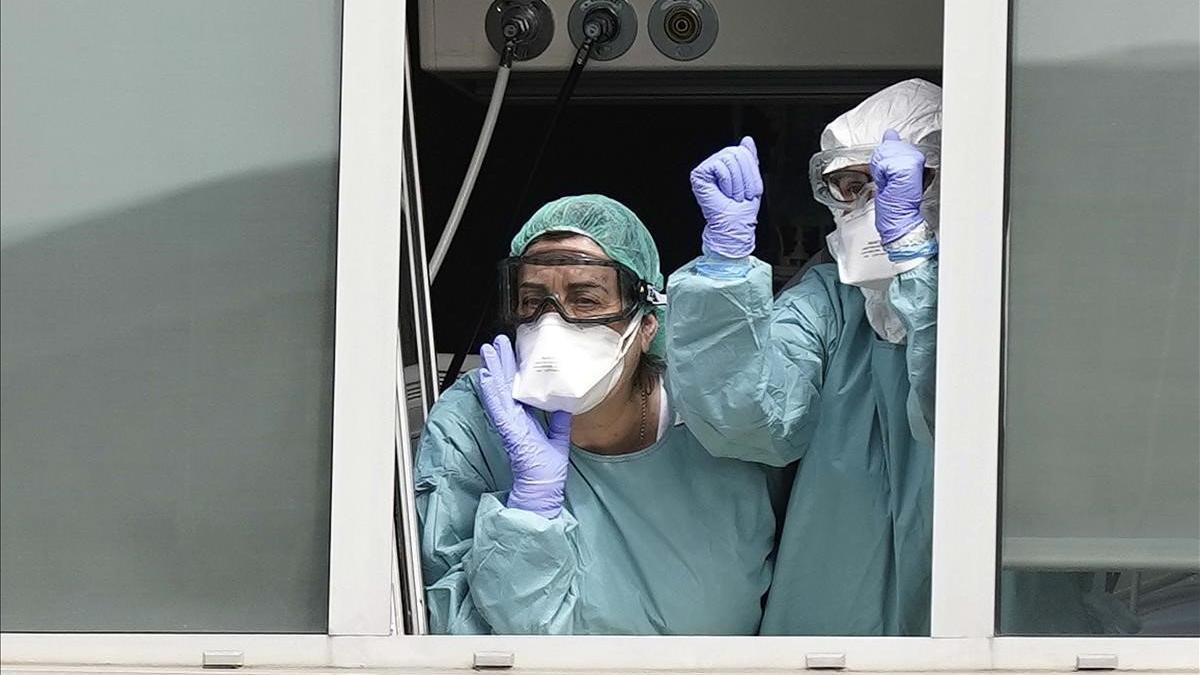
top-left (1001, 0), bottom-right (1199, 636)
top-left (1, 0), bottom-right (342, 632)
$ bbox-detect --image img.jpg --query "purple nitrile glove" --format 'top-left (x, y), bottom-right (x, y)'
top-left (479, 334), bottom-right (572, 519)
top-left (869, 129), bottom-right (928, 246)
top-left (690, 136), bottom-right (763, 258)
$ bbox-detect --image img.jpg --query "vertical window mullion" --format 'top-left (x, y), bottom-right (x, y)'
top-left (929, 0), bottom-right (1009, 639)
top-left (327, 0), bottom-right (407, 637)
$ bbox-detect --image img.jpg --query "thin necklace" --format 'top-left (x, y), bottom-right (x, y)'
top-left (638, 383), bottom-right (649, 446)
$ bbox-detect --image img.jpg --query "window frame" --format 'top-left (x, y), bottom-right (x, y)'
top-left (1, 0), bottom-right (405, 647)
top-left (2, 0), bottom-right (1197, 671)
top-left (325, 0), bottom-right (408, 637)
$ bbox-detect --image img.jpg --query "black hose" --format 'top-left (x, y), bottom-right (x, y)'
top-left (440, 38), bottom-right (596, 391)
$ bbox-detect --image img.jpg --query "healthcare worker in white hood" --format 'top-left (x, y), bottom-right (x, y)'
top-left (415, 194), bottom-right (782, 634)
top-left (667, 79), bottom-right (1137, 636)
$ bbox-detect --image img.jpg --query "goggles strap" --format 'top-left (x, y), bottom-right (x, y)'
top-left (646, 286), bottom-right (667, 307)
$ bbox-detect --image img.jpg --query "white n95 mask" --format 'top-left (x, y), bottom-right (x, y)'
top-left (827, 205), bottom-right (923, 345)
top-left (826, 204), bottom-right (926, 290)
top-left (512, 310), bottom-right (643, 414)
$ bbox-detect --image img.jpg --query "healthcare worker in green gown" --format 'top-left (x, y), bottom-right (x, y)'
top-left (415, 194), bottom-right (781, 635)
top-left (666, 79), bottom-right (1138, 636)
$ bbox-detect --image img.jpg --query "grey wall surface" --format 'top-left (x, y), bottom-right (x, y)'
top-left (1, 0), bottom-right (342, 632)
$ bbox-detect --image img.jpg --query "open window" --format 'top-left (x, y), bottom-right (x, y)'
top-left (2, 0), bottom-right (1196, 671)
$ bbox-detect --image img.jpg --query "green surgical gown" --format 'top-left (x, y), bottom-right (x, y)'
top-left (415, 372), bottom-right (782, 635)
top-left (666, 256), bottom-right (1137, 636)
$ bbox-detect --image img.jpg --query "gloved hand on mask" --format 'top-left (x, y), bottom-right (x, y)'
top-left (479, 334), bottom-right (572, 519)
top-left (869, 129), bottom-right (937, 261)
top-left (690, 136), bottom-right (763, 259)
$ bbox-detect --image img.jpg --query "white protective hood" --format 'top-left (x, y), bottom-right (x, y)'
top-left (820, 78), bottom-right (943, 174)
top-left (819, 78), bottom-right (943, 343)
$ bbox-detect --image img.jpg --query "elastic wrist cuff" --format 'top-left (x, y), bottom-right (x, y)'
top-left (884, 220), bottom-right (938, 261)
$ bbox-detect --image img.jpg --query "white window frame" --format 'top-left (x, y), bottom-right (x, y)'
top-left (2, 0), bottom-right (406, 656)
top-left (326, 0), bottom-right (407, 637)
top-left (2, 1), bottom-right (1197, 672)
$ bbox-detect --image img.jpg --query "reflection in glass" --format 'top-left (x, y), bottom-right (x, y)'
top-left (1001, 0), bottom-right (1199, 636)
top-left (0, 0), bottom-right (342, 632)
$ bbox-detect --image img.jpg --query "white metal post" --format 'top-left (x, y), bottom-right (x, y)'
top-left (929, 0), bottom-right (1009, 639)
top-left (327, 0), bottom-right (407, 636)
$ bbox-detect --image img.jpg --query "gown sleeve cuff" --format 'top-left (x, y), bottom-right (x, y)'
top-left (883, 220), bottom-right (938, 261)
top-left (465, 492), bottom-right (581, 633)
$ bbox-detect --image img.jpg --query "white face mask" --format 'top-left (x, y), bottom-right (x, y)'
top-left (827, 202), bottom-right (932, 345)
top-left (512, 311), bottom-right (643, 414)
top-left (826, 202), bottom-right (925, 290)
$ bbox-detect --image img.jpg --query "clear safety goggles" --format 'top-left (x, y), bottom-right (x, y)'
top-left (809, 143), bottom-right (940, 210)
top-left (497, 253), bottom-right (665, 326)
